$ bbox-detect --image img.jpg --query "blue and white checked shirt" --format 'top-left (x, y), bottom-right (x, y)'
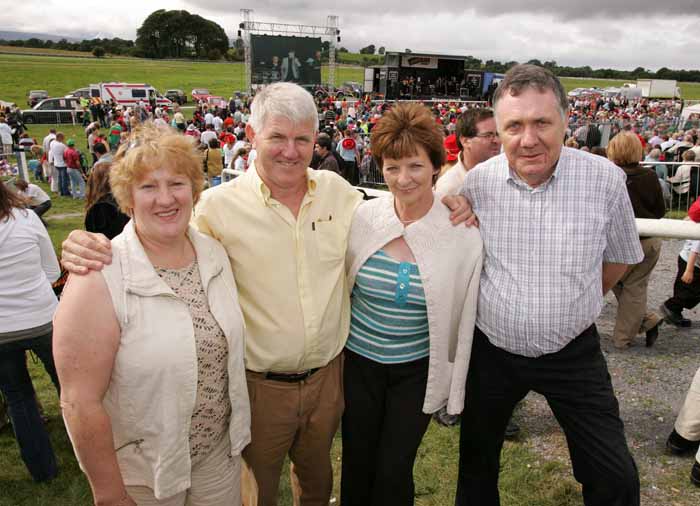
top-left (462, 147), bottom-right (643, 357)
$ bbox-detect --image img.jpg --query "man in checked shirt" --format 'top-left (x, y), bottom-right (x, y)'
top-left (455, 64), bottom-right (643, 506)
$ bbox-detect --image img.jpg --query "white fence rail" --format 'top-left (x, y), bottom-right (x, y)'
top-left (221, 168), bottom-right (700, 240)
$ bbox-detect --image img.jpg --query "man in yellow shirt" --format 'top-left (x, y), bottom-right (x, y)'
top-left (61, 82), bottom-right (469, 506)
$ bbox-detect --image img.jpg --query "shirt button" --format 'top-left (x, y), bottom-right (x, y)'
top-left (399, 283), bottom-right (405, 289)
top-left (402, 268), bottom-right (408, 274)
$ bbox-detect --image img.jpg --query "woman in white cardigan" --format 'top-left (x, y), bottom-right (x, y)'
top-left (341, 103), bottom-right (483, 506)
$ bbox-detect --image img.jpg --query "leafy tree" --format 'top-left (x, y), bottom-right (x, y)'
top-left (92, 46), bottom-right (106, 58)
top-left (339, 47), bottom-right (349, 53)
top-left (464, 55), bottom-right (482, 70)
top-left (405, 48), bottom-right (412, 53)
top-left (360, 44), bottom-right (376, 55)
top-left (378, 46), bottom-right (385, 55)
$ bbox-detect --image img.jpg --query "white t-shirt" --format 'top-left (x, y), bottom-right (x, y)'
top-left (0, 122), bottom-right (12, 145)
top-left (223, 145), bottom-right (236, 167)
top-left (49, 141), bottom-right (67, 167)
top-left (42, 133), bottom-right (56, 156)
top-left (204, 112), bottom-right (214, 125)
top-left (0, 209), bottom-right (60, 333)
top-left (23, 184), bottom-right (51, 206)
top-left (680, 239), bottom-right (700, 268)
top-left (200, 130), bottom-right (217, 147)
top-left (213, 116), bottom-right (224, 132)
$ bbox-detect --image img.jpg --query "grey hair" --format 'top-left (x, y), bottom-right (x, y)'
top-left (248, 82), bottom-right (319, 134)
top-left (493, 64), bottom-right (569, 123)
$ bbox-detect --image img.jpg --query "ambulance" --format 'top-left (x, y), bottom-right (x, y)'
top-left (87, 83), bottom-right (172, 108)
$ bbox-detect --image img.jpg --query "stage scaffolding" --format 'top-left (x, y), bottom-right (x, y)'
top-left (238, 11), bottom-right (339, 92)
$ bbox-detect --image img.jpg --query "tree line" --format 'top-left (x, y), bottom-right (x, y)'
top-left (3, 13), bottom-right (700, 83)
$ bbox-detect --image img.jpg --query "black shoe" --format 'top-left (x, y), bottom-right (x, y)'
top-left (504, 419), bottom-right (520, 440)
top-left (433, 407), bottom-right (460, 427)
top-left (692, 461), bottom-right (700, 487)
top-left (660, 304), bottom-right (692, 327)
top-left (666, 429), bottom-right (700, 456)
top-left (645, 319), bottom-right (663, 347)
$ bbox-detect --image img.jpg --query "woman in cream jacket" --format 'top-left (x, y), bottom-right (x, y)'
top-left (53, 124), bottom-right (250, 506)
top-left (341, 103), bottom-right (483, 506)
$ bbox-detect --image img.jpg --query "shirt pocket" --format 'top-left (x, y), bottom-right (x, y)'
top-left (313, 218), bottom-right (346, 264)
top-left (559, 219), bottom-right (605, 274)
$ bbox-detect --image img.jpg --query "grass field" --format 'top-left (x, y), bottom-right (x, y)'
top-left (0, 45), bottom-right (94, 58)
top-left (3, 53), bottom-right (700, 109)
top-left (0, 54), bottom-right (364, 107)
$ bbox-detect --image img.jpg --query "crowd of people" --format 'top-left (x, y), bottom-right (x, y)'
top-left (1, 65), bottom-right (700, 506)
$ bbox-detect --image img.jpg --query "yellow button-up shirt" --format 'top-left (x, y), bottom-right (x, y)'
top-left (193, 166), bottom-right (363, 373)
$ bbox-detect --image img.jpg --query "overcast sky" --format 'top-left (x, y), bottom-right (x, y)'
top-left (2, 0), bottom-right (698, 70)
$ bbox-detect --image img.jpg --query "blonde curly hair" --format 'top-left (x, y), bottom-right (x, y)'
top-left (109, 122), bottom-right (205, 214)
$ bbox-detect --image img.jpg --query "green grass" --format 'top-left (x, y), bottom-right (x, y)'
top-left (0, 54), bottom-right (363, 107)
top-left (1, 358), bottom-right (582, 506)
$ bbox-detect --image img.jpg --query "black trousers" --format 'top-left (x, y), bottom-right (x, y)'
top-left (456, 326), bottom-right (639, 506)
top-left (664, 256), bottom-right (700, 314)
top-left (341, 350), bottom-right (432, 506)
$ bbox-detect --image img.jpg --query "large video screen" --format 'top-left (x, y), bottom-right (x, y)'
top-left (251, 35), bottom-right (322, 86)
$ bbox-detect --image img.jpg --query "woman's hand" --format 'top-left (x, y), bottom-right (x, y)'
top-left (681, 270), bottom-right (694, 284)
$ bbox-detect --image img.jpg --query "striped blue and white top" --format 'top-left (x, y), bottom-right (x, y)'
top-left (346, 250), bottom-right (429, 364)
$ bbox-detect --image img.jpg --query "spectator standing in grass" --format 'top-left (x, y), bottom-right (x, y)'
top-left (64, 139), bottom-right (85, 200)
top-left (666, 365), bottom-right (700, 487)
top-left (48, 132), bottom-right (70, 197)
top-left (108, 120), bottom-right (123, 153)
top-left (0, 115), bottom-right (12, 159)
top-left (0, 179), bottom-right (61, 483)
top-left (41, 128), bottom-right (56, 191)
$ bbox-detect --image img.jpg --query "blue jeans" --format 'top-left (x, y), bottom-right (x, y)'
top-left (0, 331), bottom-right (60, 482)
top-left (56, 166), bottom-right (70, 197)
top-left (67, 168), bottom-right (85, 199)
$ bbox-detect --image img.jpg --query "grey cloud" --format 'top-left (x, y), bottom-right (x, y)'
top-left (187, 0), bottom-right (699, 21)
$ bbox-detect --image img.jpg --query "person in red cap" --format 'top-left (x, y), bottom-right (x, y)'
top-left (661, 199), bottom-right (700, 327)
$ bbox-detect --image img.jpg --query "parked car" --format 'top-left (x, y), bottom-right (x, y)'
top-left (27, 90), bottom-right (49, 107)
top-left (206, 96), bottom-right (227, 109)
top-left (165, 89), bottom-right (187, 105)
top-left (22, 97), bottom-right (85, 124)
top-left (66, 87), bottom-right (91, 99)
top-left (191, 88), bottom-right (212, 102)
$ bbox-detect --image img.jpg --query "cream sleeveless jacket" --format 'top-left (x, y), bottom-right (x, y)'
top-left (99, 220), bottom-right (250, 500)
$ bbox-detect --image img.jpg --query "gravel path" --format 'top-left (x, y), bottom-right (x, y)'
top-left (517, 239), bottom-right (700, 505)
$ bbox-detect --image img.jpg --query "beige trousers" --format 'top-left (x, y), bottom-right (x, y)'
top-left (675, 366), bottom-right (700, 461)
top-left (612, 237), bottom-right (663, 347)
top-left (126, 437), bottom-right (242, 506)
top-left (242, 353), bottom-right (344, 506)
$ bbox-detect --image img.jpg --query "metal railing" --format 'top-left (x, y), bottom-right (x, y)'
top-left (640, 161), bottom-right (700, 214)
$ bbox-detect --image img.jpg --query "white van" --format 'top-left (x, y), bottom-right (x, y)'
top-left (88, 83), bottom-right (172, 108)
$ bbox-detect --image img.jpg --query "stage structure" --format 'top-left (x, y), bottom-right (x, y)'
top-left (238, 10), bottom-right (340, 92)
top-left (365, 51), bottom-right (504, 101)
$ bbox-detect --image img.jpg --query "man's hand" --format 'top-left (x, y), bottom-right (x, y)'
top-left (441, 194), bottom-right (478, 227)
top-left (61, 230), bottom-right (112, 274)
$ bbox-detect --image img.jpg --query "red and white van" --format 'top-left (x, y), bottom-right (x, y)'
top-left (88, 83), bottom-right (172, 108)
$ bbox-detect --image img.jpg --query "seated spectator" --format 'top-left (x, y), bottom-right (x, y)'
top-left (14, 179), bottom-right (51, 223)
top-left (668, 150), bottom-right (698, 200)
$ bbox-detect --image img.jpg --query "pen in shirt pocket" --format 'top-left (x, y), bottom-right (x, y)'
top-left (311, 214), bottom-right (333, 231)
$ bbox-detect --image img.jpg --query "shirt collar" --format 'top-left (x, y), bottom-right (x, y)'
top-left (249, 162), bottom-right (317, 205)
top-left (504, 148), bottom-right (567, 192)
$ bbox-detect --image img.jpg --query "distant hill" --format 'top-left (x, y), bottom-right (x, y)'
top-left (0, 30), bottom-right (92, 42)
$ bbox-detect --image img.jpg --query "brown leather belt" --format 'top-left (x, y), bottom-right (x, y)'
top-left (264, 368), bottom-right (320, 383)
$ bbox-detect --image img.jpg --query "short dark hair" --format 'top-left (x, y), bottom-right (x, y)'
top-left (493, 64), bottom-right (569, 120)
top-left (316, 134), bottom-right (333, 151)
top-left (94, 142), bottom-right (108, 156)
top-left (455, 108), bottom-right (494, 151)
